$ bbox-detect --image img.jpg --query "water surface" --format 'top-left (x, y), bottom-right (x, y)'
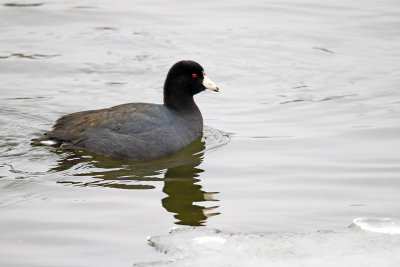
top-left (1, 0), bottom-right (400, 266)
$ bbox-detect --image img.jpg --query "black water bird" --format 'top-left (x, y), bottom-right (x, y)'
top-left (31, 60), bottom-right (219, 160)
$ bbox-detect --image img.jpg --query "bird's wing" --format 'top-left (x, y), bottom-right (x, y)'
top-left (45, 103), bottom-right (169, 143)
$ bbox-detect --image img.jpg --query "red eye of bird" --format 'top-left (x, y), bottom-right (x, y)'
top-left (192, 74), bottom-right (197, 78)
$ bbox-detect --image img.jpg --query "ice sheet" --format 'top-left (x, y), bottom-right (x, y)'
top-left (137, 218), bottom-right (400, 267)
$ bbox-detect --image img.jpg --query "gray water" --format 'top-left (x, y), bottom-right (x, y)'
top-left (1, 0), bottom-right (400, 266)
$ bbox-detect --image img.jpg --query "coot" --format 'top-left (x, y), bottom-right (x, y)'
top-left (31, 60), bottom-right (219, 161)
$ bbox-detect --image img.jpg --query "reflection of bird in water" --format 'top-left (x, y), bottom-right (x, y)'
top-left (50, 136), bottom-right (220, 226)
top-left (162, 166), bottom-right (220, 226)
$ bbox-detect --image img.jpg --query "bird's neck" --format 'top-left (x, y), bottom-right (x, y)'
top-left (163, 81), bottom-right (197, 111)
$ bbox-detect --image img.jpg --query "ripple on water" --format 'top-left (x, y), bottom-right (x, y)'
top-left (202, 125), bottom-right (231, 152)
top-left (1, 125), bottom-right (230, 187)
top-left (3, 3), bottom-right (44, 7)
top-left (0, 126), bottom-right (229, 228)
top-left (50, 126), bottom-right (230, 183)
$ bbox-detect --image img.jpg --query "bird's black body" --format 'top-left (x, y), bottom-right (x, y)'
top-left (31, 60), bottom-right (219, 161)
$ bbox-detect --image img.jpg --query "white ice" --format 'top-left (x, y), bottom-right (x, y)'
top-left (353, 217), bottom-right (400, 235)
top-left (137, 218), bottom-right (400, 267)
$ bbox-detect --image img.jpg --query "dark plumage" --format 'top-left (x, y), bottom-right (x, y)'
top-left (31, 60), bottom-right (219, 161)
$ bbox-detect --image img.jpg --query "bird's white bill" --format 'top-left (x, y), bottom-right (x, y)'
top-left (203, 75), bottom-right (219, 92)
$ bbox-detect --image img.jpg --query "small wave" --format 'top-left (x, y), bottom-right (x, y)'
top-left (279, 94), bottom-right (357, 104)
top-left (0, 53), bottom-right (60, 59)
top-left (3, 3), bottom-right (44, 7)
top-left (202, 125), bottom-right (231, 152)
